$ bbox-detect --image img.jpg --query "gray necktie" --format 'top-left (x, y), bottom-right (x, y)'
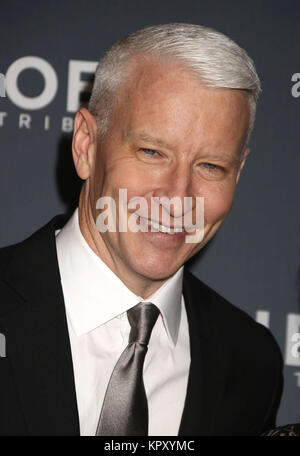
top-left (96, 302), bottom-right (160, 436)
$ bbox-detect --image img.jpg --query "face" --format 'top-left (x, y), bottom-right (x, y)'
top-left (76, 59), bottom-right (250, 284)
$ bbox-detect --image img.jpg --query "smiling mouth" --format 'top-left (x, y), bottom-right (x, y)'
top-left (136, 215), bottom-right (186, 235)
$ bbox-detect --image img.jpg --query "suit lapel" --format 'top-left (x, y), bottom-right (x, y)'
top-left (1, 215), bottom-right (80, 435)
top-left (178, 270), bottom-right (231, 436)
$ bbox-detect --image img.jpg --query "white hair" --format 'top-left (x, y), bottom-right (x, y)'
top-left (88, 23), bottom-right (261, 149)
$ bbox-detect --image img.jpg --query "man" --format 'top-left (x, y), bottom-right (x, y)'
top-left (0, 23), bottom-right (283, 436)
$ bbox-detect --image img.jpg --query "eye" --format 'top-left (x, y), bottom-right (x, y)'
top-left (197, 162), bottom-right (225, 180)
top-left (139, 148), bottom-right (159, 156)
top-left (202, 163), bottom-right (219, 170)
top-left (137, 148), bottom-right (163, 163)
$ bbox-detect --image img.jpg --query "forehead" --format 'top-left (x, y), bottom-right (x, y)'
top-left (112, 57), bottom-right (250, 152)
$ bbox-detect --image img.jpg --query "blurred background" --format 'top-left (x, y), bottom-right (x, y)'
top-left (0, 0), bottom-right (299, 426)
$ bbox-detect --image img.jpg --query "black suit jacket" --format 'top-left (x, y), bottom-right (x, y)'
top-left (0, 215), bottom-right (283, 435)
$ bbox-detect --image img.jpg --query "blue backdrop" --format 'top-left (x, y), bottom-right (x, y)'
top-left (0, 0), bottom-right (299, 426)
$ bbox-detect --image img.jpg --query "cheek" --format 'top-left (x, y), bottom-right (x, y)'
top-left (103, 166), bottom-right (164, 208)
top-left (89, 153), bottom-right (107, 197)
top-left (103, 159), bottom-right (152, 194)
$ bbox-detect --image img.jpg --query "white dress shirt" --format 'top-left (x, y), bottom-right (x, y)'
top-left (55, 208), bottom-right (190, 436)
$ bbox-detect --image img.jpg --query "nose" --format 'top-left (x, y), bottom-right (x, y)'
top-left (152, 161), bottom-right (196, 219)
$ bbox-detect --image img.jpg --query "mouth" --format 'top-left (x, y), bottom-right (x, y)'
top-left (143, 217), bottom-right (184, 234)
top-left (135, 215), bottom-right (188, 235)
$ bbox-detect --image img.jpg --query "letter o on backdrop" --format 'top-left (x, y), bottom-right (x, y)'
top-left (5, 56), bottom-right (58, 110)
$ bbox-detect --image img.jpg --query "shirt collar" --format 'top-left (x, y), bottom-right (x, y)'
top-left (55, 209), bottom-right (183, 346)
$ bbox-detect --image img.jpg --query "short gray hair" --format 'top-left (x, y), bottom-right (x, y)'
top-left (88, 23), bottom-right (261, 147)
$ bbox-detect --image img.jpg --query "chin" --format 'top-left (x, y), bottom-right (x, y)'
top-left (131, 258), bottom-right (180, 282)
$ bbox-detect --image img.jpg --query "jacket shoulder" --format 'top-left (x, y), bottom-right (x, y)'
top-left (0, 213), bottom-right (69, 281)
top-left (0, 244), bottom-right (18, 277)
top-left (183, 269), bottom-right (283, 363)
top-left (184, 269), bottom-right (284, 433)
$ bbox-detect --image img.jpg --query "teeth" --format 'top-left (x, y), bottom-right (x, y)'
top-left (145, 218), bottom-right (183, 235)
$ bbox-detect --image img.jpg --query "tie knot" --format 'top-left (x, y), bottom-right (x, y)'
top-left (127, 302), bottom-right (160, 346)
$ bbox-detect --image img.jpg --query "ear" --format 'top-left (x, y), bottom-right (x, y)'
top-left (235, 147), bottom-right (251, 184)
top-left (72, 107), bottom-right (98, 180)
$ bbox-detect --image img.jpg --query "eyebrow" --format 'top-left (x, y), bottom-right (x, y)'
top-left (125, 131), bottom-right (172, 149)
top-left (126, 130), bottom-right (241, 163)
top-left (200, 152), bottom-right (240, 163)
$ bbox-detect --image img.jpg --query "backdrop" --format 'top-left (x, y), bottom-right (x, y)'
top-left (0, 0), bottom-right (299, 427)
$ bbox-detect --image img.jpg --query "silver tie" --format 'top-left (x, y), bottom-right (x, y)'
top-left (96, 302), bottom-right (160, 436)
